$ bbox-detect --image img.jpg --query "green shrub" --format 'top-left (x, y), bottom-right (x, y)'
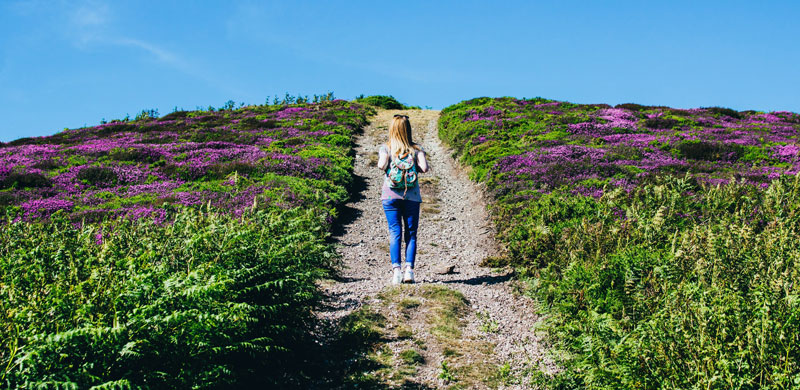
top-left (0, 172), bottom-right (52, 189)
top-left (643, 117), bottom-right (679, 129)
top-left (76, 166), bottom-right (118, 186)
top-left (159, 110), bottom-right (190, 121)
top-left (675, 140), bottom-right (744, 161)
top-left (354, 95), bottom-right (419, 110)
top-left (615, 103), bottom-right (649, 111)
top-left (704, 106), bottom-right (742, 119)
top-left (1, 207), bottom-right (335, 388)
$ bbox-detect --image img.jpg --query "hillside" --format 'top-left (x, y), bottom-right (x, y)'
top-left (3, 95), bottom-right (800, 389)
top-left (439, 97), bottom-right (800, 389)
top-left (0, 100), bottom-right (371, 223)
top-left (0, 100), bottom-right (375, 388)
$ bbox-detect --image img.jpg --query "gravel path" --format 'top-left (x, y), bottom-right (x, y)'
top-left (318, 109), bottom-right (554, 388)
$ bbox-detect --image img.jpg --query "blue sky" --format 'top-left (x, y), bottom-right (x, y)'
top-left (1, 0), bottom-right (799, 142)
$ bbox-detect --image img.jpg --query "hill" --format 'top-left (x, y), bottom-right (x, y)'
top-left (4, 94), bottom-right (800, 388)
top-left (439, 97), bottom-right (800, 389)
top-left (0, 100), bottom-right (375, 388)
top-left (1, 100), bottom-right (371, 223)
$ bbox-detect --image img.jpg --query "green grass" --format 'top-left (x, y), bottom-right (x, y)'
top-left (398, 297), bottom-right (422, 310)
top-left (1, 207), bottom-right (334, 388)
top-left (332, 305), bottom-right (425, 388)
top-left (516, 176), bottom-right (800, 389)
top-left (0, 99), bottom-right (375, 388)
top-left (440, 98), bottom-right (800, 389)
top-left (476, 311), bottom-right (500, 334)
top-left (354, 94), bottom-right (420, 110)
top-left (399, 349), bottom-right (425, 365)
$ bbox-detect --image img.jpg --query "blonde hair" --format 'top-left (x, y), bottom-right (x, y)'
top-left (387, 115), bottom-right (419, 158)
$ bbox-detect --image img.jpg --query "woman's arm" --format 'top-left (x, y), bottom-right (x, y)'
top-left (377, 147), bottom-right (389, 170)
top-left (416, 149), bottom-right (429, 173)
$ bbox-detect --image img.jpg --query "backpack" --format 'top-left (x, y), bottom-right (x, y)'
top-left (385, 148), bottom-right (418, 193)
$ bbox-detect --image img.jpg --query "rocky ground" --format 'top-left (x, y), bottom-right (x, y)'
top-left (315, 109), bottom-right (555, 389)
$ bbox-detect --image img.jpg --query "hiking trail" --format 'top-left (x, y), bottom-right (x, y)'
top-left (316, 110), bottom-right (555, 388)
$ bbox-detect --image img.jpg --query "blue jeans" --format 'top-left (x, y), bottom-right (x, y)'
top-left (381, 198), bottom-right (421, 269)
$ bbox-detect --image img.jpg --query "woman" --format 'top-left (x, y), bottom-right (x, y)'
top-left (377, 114), bottom-right (430, 284)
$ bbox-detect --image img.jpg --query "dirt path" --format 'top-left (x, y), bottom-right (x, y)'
top-left (317, 110), bottom-right (553, 388)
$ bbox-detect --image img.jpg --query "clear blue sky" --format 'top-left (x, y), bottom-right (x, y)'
top-left (2, 0), bottom-right (799, 142)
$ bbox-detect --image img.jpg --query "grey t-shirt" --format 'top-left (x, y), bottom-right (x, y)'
top-left (379, 144), bottom-right (423, 202)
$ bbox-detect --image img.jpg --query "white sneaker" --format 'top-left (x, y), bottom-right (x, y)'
top-left (402, 266), bottom-right (415, 284)
top-left (392, 267), bottom-right (403, 285)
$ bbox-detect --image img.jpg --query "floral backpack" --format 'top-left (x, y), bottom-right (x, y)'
top-left (385, 148), bottom-right (418, 193)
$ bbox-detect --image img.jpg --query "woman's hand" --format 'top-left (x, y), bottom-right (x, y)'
top-left (377, 147), bottom-right (389, 170)
top-left (416, 150), bottom-right (429, 173)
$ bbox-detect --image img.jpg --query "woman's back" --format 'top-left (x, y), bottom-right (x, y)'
top-left (378, 143), bottom-right (426, 202)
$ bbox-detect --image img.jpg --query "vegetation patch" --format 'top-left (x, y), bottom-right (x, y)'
top-left (399, 349), bottom-right (425, 366)
top-left (439, 96), bottom-right (800, 389)
top-left (0, 97), bottom-right (374, 388)
top-left (355, 95), bottom-right (420, 110)
top-left (0, 208), bottom-right (335, 388)
top-left (0, 98), bottom-right (373, 222)
top-left (323, 304), bottom-right (426, 389)
top-left (367, 285), bottom-right (515, 389)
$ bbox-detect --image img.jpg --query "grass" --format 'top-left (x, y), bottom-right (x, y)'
top-left (399, 349), bottom-right (425, 365)
top-left (329, 306), bottom-right (396, 388)
top-left (0, 99), bottom-right (375, 388)
top-left (420, 286), bottom-right (469, 341)
top-left (396, 324), bottom-right (413, 339)
top-left (339, 305), bottom-right (387, 346)
top-left (371, 285), bottom-right (519, 388)
top-left (331, 292), bottom-right (431, 388)
top-left (421, 203), bottom-right (442, 214)
top-left (418, 176), bottom-right (440, 185)
top-left (442, 347), bottom-right (459, 357)
top-left (355, 95), bottom-right (420, 110)
top-left (1, 208), bottom-right (337, 388)
top-left (439, 96), bottom-right (800, 389)
top-left (438, 360), bottom-right (457, 383)
top-left (476, 311), bottom-right (500, 334)
top-left (399, 297), bottom-right (422, 310)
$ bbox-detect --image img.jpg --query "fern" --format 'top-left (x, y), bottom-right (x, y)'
top-left (1, 207), bottom-right (339, 388)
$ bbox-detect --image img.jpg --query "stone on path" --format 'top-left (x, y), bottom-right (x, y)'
top-left (434, 264), bottom-right (456, 275)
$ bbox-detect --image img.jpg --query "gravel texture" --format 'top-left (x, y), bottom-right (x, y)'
top-left (317, 110), bottom-right (555, 388)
